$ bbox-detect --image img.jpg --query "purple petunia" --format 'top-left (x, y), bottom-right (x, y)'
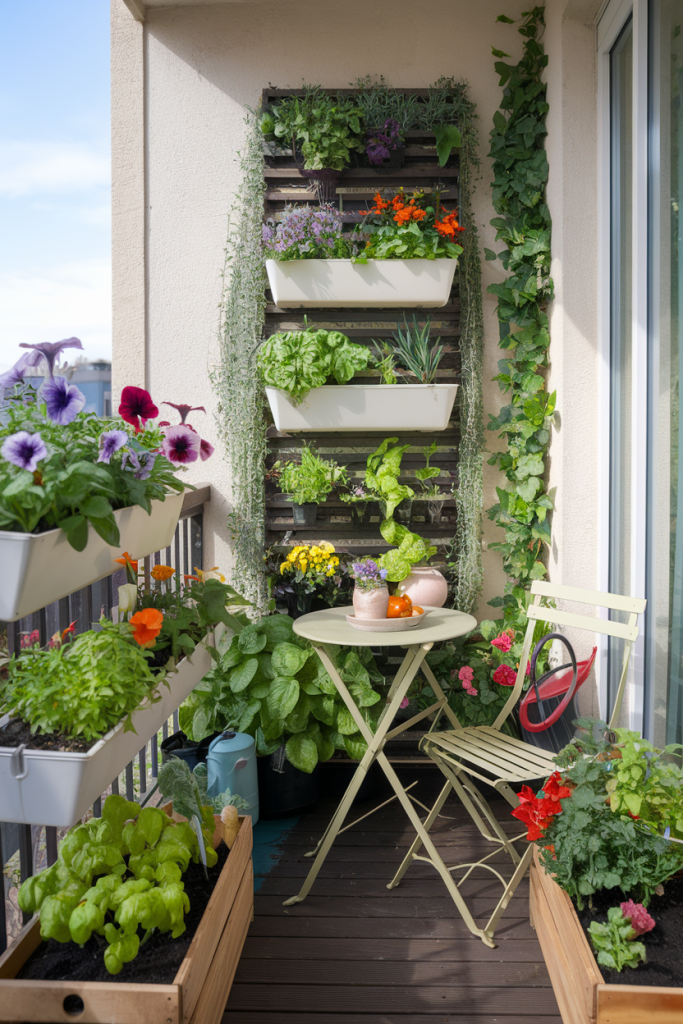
top-left (19, 337), bottom-right (83, 378)
top-left (121, 448), bottom-right (157, 480)
top-left (97, 430), bottom-right (129, 464)
top-left (0, 350), bottom-right (45, 392)
top-left (2, 431), bottom-right (48, 472)
top-left (161, 425), bottom-right (201, 465)
top-left (40, 376), bottom-right (86, 425)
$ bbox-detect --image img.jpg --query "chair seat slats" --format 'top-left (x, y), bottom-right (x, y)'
top-left (425, 728), bottom-right (556, 780)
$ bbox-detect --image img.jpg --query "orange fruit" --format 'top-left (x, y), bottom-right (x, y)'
top-left (387, 595), bottom-right (412, 619)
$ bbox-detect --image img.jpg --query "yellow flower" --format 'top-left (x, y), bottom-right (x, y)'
top-left (287, 551), bottom-right (297, 562)
top-left (326, 568), bottom-right (335, 576)
top-left (280, 563), bottom-right (287, 574)
top-left (300, 559), bottom-right (308, 571)
top-left (193, 566), bottom-right (226, 583)
top-left (319, 541), bottom-right (335, 553)
top-left (151, 564), bottom-right (174, 581)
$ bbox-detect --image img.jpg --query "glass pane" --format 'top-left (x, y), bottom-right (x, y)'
top-left (608, 18), bottom-right (633, 724)
top-left (649, 1), bottom-right (683, 745)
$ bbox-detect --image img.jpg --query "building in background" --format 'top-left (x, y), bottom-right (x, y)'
top-left (27, 360), bottom-right (112, 417)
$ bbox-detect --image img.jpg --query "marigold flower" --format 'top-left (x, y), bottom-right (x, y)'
top-left (130, 608), bottom-right (164, 647)
top-left (151, 564), bottom-right (175, 581)
top-left (115, 552), bottom-right (139, 573)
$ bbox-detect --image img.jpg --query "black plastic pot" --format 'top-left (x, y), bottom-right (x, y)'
top-left (350, 500), bottom-right (379, 528)
top-left (285, 591), bottom-right (329, 620)
top-left (291, 502), bottom-right (318, 526)
top-left (373, 146), bottom-right (405, 171)
top-left (383, 498), bottom-right (413, 525)
top-left (160, 730), bottom-right (218, 770)
top-left (257, 747), bottom-right (321, 818)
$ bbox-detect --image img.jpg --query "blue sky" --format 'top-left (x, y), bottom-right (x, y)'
top-left (0, 0), bottom-right (111, 374)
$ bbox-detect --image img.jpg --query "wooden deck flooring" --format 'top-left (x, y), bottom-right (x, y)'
top-left (223, 765), bottom-right (560, 1024)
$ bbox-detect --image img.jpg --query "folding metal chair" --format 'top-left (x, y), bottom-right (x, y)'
top-left (386, 581), bottom-right (646, 947)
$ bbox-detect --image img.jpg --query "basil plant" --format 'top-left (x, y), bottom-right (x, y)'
top-left (179, 613), bottom-right (384, 774)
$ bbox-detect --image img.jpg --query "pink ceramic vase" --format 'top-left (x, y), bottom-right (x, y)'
top-left (353, 585), bottom-right (390, 620)
top-left (397, 566), bottom-right (448, 608)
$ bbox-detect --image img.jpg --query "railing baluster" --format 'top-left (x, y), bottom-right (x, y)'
top-left (125, 762), bottom-right (134, 801)
top-left (138, 747), bottom-right (147, 793)
top-left (46, 827), bottom-right (58, 866)
top-left (111, 775), bottom-right (120, 796)
top-left (173, 710), bottom-right (179, 733)
top-left (182, 518), bottom-right (189, 577)
top-left (151, 731), bottom-right (159, 779)
top-left (18, 825), bottom-right (33, 925)
top-left (92, 797), bottom-right (102, 818)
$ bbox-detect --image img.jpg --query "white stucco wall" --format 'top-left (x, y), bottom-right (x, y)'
top-left (111, 0), bottom-right (603, 630)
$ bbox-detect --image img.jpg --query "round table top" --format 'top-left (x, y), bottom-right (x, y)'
top-left (293, 605), bottom-right (477, 647)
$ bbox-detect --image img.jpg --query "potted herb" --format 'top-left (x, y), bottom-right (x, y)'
top-left (415, 441), bottom-right (447, 524)
top-left (365, 118), bottom-right (405, 169)
top-left (348, 558), bottom-right (389, 620)
top-left (260, 324), bottom-right (457, 432)
top-left (0, 793), bottom-right (253, 1022)
top-left (273, 445), bottom-right (348, 526)
top-left (0, 341), bottom-right (214, 622)
top-left (364, 437), bottom-right (415, 525)
top-left (0, 574), bottom-right (247, 827)
top-left (264, 190), bottom-right (463, 309)
top-left (260, 87), bottom-right (365, 177)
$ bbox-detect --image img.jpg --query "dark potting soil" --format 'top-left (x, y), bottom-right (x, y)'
top-left (575, 875), bottom-right (683, 987)
top-left (17, 842), bottom-right (229, 985)
top-left (0, 718), bottom-right (94, 753)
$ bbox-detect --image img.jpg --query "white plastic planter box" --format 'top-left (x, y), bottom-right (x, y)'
top-left (266, 383), bottom-right (458, 432)
top-left (0, 630), bottom-right (218, 827)
top-left (0, 491), bottom-right (184, 622)
top-left (266, 257), bottom-right (457, 308)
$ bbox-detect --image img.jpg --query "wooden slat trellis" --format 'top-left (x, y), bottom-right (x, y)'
top-left (262, 87), bottom-right (461, 558)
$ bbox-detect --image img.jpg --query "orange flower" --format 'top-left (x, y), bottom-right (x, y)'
top-left (130, 608), bottom-right (164, 647)
top-left (434, 209), bottom-right (465, 238)
top-left (151, 564), bottom-right (175, 581)
top-left (115, 552), bottom-right (138, 573)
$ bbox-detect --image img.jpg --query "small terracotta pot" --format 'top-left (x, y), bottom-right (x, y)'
top-left (397, 566), bottom-right (448, 608)
top-left (353, 585), bottom-right (390, 620)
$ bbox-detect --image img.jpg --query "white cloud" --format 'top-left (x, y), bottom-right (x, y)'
top-left (0, 258), bottom-right (111, 372)
top-left (0, 141), bottom-right (110, 198)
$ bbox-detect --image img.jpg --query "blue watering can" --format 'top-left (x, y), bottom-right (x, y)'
top-left (206, 730), bottom-right (259, 825)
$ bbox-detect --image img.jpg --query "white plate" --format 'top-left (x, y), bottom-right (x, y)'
top-left (345, 608), bottom-right (430, 632)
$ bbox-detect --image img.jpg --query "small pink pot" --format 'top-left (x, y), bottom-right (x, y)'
top-left (397, 566), bottom-right (448, 608)
top-left (352, 585), bottom-right (390, 620)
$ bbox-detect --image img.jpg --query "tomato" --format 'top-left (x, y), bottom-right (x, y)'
top-left (387, 595), bottom-right (412, 619)
top-left (411, 606), bottom-right (424, 616)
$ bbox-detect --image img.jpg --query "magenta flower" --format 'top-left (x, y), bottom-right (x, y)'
top-left (19, 337), bottom-right (83, 377)
top-left (20, 629), bottom-right (41, 648)
top-left (620, 901), bottom-right (655, 937)
top-left (161, 425), bottom-right (200, 465)
top-left (119, 386), bottom-right (159, 433)
top-left (0, 350), bottom-right (45, 391)
top-left (2, 431), bottom-right (48, 472)
top-left (98, 430), bottom-right (129, 464)
top-left (200, 438), bottom-right (214, 461)
top-left (162, 401), bottom-right (206, 424)
top-left (400, 697), bottom-right (410, 709)
top-left (41, 376), bottom-right (86, 425)
top-left (493, 664), bottom-right (517, 687)
top-left (491, 633), bottom-right (513, 653)
top-left (458, 665), bottom-right (474, 684)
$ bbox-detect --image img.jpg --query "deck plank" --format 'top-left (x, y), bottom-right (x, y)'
top-left (226, 774), bottom-right (558, 1021)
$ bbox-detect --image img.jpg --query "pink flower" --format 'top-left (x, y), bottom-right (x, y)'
top-left (491, 633), bottom-right (513, 653)
top-left (465, 686), bottom-right (478, 696)
top-left (620, 901), bottom-right (655, 936)
top-left (161, 425), bottom-right (201, 465)
top-left (526, 660), bottom-right (531, 676)
top-left (400, 697), bottom-right (410, 709)
top-left (458, 665), bottom-right (474, 684)
top-left (20, 629), bottom-right (40, 649)
top-left (493, 664), bottom-right (517, 687)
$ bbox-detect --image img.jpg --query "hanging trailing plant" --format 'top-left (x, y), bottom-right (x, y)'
top-left (213, 114), bottom-right (268, 611)
top-left (485, 7), bottom-right (555, 620)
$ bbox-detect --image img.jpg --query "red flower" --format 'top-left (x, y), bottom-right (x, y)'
top-left (493, 663), bottom-right (517, 687)
top-left (511, 772), bottom-right (571, 841)
top-left (119, 386), bottom-right (159, 433)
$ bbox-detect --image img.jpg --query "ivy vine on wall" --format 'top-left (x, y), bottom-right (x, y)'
top-left (485, 6), bottom-right (555, 620)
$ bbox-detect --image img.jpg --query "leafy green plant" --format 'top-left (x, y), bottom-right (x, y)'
top-left (376, 315), bottom-right (445, 385)
top-left (0, 377), bottom-right (184, 551)
top-left (588, 907), bottom-right (648, 972)
top-left (17, 794), bottom-right (216, 974)
top-left (485, 8), bottom-right (555, 619)
top-left (274, 445), bottom-right (349, 505)
top-left (354, 189), bottom-right (463, 261)
top-left (0, 620), bottom-right (165, 741)
top-left (606, 730), bottom-right (683, 838)
top-left (371, 341), bottom-right (399, 384)
top-left (379, 519), bottom-right (436, 583)
top-left (415, 441), bottom-right (442, 498)
top-left (363, 437), bottom-right (415, 519)
top-left (179, 612), bottom-right (383, 773)
top-left (261, 87), bottom-right (364, 171)
top-left (258, 327), bottom-right (372, 405)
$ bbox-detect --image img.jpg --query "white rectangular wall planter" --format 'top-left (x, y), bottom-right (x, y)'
top-left (0, 629), bottom-right (218, 827)
top-left (266, 384), bottom-right (458, 432)
top-left (0, 491), bottom-right (184, 622)
top-left (266, 257), bottom-right (457, 308)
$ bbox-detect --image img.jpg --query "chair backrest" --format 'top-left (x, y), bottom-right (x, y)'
top-left (491, 581), bottom-right (646, 733)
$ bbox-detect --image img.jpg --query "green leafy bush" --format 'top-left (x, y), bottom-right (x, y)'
top-left (588, 907), bottom-right (648, 972)
top-left (0, 621), bottom-right (165, 741)
top-left (179, 612), bottom-right (384, 773)
top-left (258, 328), bottom-right (372, 405)
top-left (274, 445), bottom-right (349, 505)
top-left (606, 729), bottom-right (683, 838)
top-left (17, 794), bottom-right (217, 974)
top-left (261, 87), bottom-right (364, 170)
top-left (379, 519), bottom-right (436, 583)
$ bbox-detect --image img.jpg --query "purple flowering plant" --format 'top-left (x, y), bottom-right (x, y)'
top-left (263, 204), bottom-right (355, 261)
top-left (348, 558), bottom-right (388, 592)
top-left (0, 342), bottom-right (189, 549)
top-left (366, 119), bottom-right (404, 166)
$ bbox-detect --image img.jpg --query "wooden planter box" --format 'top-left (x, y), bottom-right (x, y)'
top-left (0, 816), bottom-right (253, 1024)
top-left (530, 846), bottom-right (683, 1024)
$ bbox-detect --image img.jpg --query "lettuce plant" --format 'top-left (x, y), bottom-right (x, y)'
top-left (179, 612), bottom-right (383, 773)
top-left (258, 327), bottom-right (371, 405)
top-left (0, 620), bottom-right (164, 741)
top-left (274, 445), bottom-right (348, 505)
top-left (17, 794), bottom-right (217, 974)
top-left (362, 437), bottom-right (415, 519)
top-left (379, 518), bottom-right (436, 583)
top-left (588, 906), bottom-right (649, 972)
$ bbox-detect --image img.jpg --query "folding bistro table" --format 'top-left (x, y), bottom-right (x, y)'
top-left (283, 605), bottom-right (477, 907)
